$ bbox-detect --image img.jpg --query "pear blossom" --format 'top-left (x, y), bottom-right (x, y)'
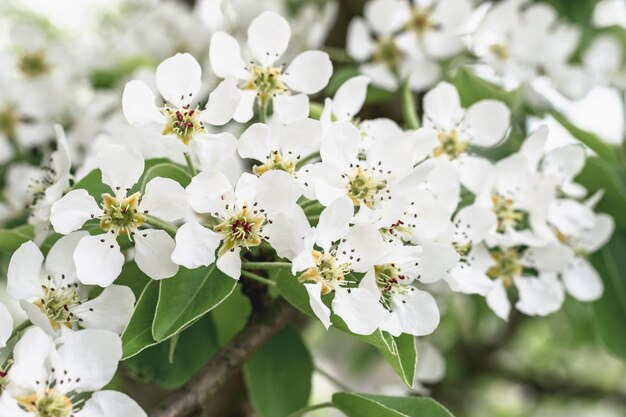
top-left (50, 144), bottom-right (187, 285)
top-left (0, 327), bottom-right (146, 417)
top-left (0, 303), bottom-right (12, 349)
top-left (7, 235), bottom-right (135, 335)
top-left (209, 11), bottom-right (333, 123)
top-left (122, 52), bottom-right (241, 155)
top-left (320, 75), bottom-right (371, 126)
top-left (174, 170), bottom-right (302, 279)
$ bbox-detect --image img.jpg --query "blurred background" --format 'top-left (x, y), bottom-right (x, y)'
top-left (0, 0), bottom-right (625, 416)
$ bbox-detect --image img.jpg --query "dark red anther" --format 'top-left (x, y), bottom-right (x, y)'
top-left (176, 111), bottom-right (183, 121)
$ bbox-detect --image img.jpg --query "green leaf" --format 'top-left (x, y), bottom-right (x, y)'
top-left (244, 327), bottom-right (313, 417)
top-left (115, 261), bottom-right (152, 299)
top-left (140, 162), bottom-right (191, 191)
top-left (152, 264), bottom-right (237, 341)
top-left (122, 281), bottom-right (160, 359)
top-left (212, 285), bottom-right (252, 345)
top-left (0, 224), bottom-right (34, 252)
top-left (125, 313), bottom-right (220, 388)
top-left (454, 67), bottom-right (518, 108)
top-left (332, 393), bottom-right (454, 417)
top-left (550, 110), bottom-right (620, 164)
top-left (591, 231), bottom-right (626, 362)
top-left (276, 271), bottom-right (417, 387)
top-left (576, 158), bottom-right (626, 230)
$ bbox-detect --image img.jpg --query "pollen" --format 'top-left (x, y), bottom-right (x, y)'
top-left (299, 250), bottom-right (352, 294)
top-left (487, 248), bottom-right (523, 288)
top-left (374, 264), bottom-right (409, 309)
top-left (162, 107), bottom-right (205, 145)
top-left (214, 206), bottom-right (265, 255)
top-left (253, 151), bottom-right (296, 176)
top-left (433, 130), bottom-right (469, 159)
top-left (243, 64), bottom-right (289, 106)
top-left (491, 194), bottom-right (528, 233)
top-left (100, 192), bottom-right (145, 235)
top-left (346, 166), bottom-right (386, 208)
top-left (16, 389), bottom-right (73, 417)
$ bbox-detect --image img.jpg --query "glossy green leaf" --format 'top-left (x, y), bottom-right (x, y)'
top-left (212, 285), bottom-right (252, 345)
top-left (454, 67), bottom-right (518, 108)
top-left (125, 313), bottom-right (220, 388)
top-left (139, 162), bottom-right (191, 191)
top-left (115, 261), bottom-right (152, 299)
top-left (591, 231), bottom-right (626, 362)
top-left (122, 281), bottom-right (160, 359)
top-left (276, 270), bottom-right (417, 387)
top-left (576, 158), bottom-right (626, 230)
top-left (332, 393), bottom-right (454, 417)
top-left (244, 327), bottom-right (313, 417)
top-left (152, 264), bottom-right (237, 341)
top-left (0, 224), bottom-right (34, 252)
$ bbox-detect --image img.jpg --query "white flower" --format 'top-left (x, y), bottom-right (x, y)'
top-left (0, 327), bottom-right (146, 417)
top-left (50, 144), bottom-right (187, 285)
top-left (583, 34), bottom-right (626, 89)
top-left (237, 118), bottom-right (324, 177)
top-left (174, 170), bottom-right (302, 279)
top-left (209, 11), bottom-right (333, 123)
top-left (321, 75), bottom-right (371, 125)
top-left (0, 302), bottom-right (12, 349)
top-left (7, 234), bottom-right (135, 335)
top-left (122, 52), bottom-right (241, 155)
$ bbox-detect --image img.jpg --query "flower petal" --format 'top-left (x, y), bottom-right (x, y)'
top-left (191, 132), bottom-right (238, 169)
top-left (273, 94), bottom-right (310, 124)
top-left (209, 32), bottom-right (249, 79)
top-left (562, 257), bottom-right (603, 302)
top-left (155, 53), bottom-right (202, 107)
top-left (216, 247), bottom-right (241, 280)
top-left (238, 123), bottom-right (272, 162)
top-left (172, 222), bottom-right (221, 269)
top-left (77, 391), bottom-right (147, 417)
top-left (186, 170), bottom-right (234, 216)
top-left (7, 241), bottom-right (44, 300)
top-left (73, 285), bottom-right (135, 334)
top-left (390, 287), bottom-right (440, 336)
top-left (346, 17), bottom-right (375, 61)
top-left (515, 274), bottom-right (565, 316)
top-left (247, 11), bottom-right (291, 66)
top-left (141, 177), bottom-right (188, 222)
top-left (423, 81), bottom-right (462, 130)
top-left (0, 303), bottom-right (13, 348)
top-left (134, 229), bottom-right (179, 280)
top-left (201, 77), bottom-right (241, 126)
top-left (486, 280), bottom-right (511, 320)
top-left (315, 196), bottom-right (353, 250)
top-left (283, 51), bottom-right (333, 94)
top-left (122, 80), bottom-right (165, 126)
top-left (465, 99), bottom-right (511, 147)
top-left (304, 282), bottom-right (331, 330)
top-left (97, 144), bottom-right (144, 193)
top-left (45, 231), bottom-right (89, 285)
top-left (50, 189), bottom-right (101, 235)
top-left (332, 75), bottom-right (370, 121)
top-left (74, 233), bottom-right (125, 287)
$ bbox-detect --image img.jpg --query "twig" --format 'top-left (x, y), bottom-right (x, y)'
top-left (149, 300), bottom-right (295, 417)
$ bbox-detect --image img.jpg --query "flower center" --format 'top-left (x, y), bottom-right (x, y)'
top-left (491, 194), bottom-right (528, 233)
top-left (243, 64), bottom-right (288, 106)
top-left (373, 38), bottom-right (404, 72)
top-left (487, 248), bottom-right (523, 287)
top-left (0, 104), bottom-right (19, 138)
top-left (299, 250), bottom-right (352, 294)
top-left (16, 389), bottom-right (73, 417)
top-left (34, 281), bottom-right (81, 330)
top-left (434, 131), bottom-right (469, 159)
top-left (162, 107), bottom-right (205, 145)
top-left (490, 43), bottom-right (510, 61)
top-left (214, 206), bottom-right (265, 254)
top-left (374, 264), bottom-right (409, 309)
top-left (100, 192), bottom-right (145, 235)
top-left (407, 8), bottom-right (434, 34)
top-left (18, 50), bottom-right (50, 78)
top-left (346, 166), bottom-right (386, 208)
top-left (253, 151), bottom-right (296, 176)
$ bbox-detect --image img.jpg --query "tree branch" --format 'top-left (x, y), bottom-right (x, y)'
top-left (149, 300), bottom-right (294, 417)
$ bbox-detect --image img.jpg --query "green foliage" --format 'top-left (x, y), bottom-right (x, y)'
top-left (212, 285), bottom-right (252, 345)
top-left (244, 327), bottom-right (313, 417)
top-left (139, 162), bottom-right (191, 191)
top-left (152, 264), bottom-right (237, 341)
top-left (576, 158), bottom-right (626, 230)
top-left (125, 313), bottom-right (220, 388)
top-left (122, 280), bottom-right (160, 359)
top-left (453, 67), bottom-right (519, 108)
top-left (276, 270), bottom-right (417, 387)
top-left (332, 393), bottom-right (454, 417)
top-left (0, 224), bottom-right (34, 252)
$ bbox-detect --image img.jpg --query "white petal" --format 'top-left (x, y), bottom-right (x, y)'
top-left (423, 81), bottom-right (462, 129)
top-left (74, 234), bottom-right (125, 287)
top-left (454, 155), bottom-right (494, 195)
top-left (264, 207), bottom-right (310, 261)
top-left (201, 77), bottom-right (241, 126)
top-left (422, 30), bottom-right (464, 59)
top-left (453, 204), bottom-right (496, 244)
top-left (77, 391), bottom-right (147, 417)
top-left (315, 196), bottom-right (354, 250)
top-left (332, 75), bottom-right (370, 121)
top-left (172, 222), bottom-right (221, 269)
top-left (359, 62), bottom-right (399, 91)
top-left (346, 17), bottom-right (375, 61)
top-left (255, 170), bottom-right (302, 213)
top-left (209, 32), bottom-right (249, 79)
top-left (278, 118), bottom-right (324, 158)
top-left (54, 328), bottom-right (121, 392)
top-left (122, 80), bottom-right (165, 126)
top-left (446, 266), bottom-right (494, 296)
top-left (97, 144), bottom-right (144, 193)
top-left (50, 189), bottom-right (101, 235)
top-left (580, 213), bottom-right (614, 253)
top-left (191, 132), bottom-right (238, 169)
top-left (333, 285), bottom-right (384, 335)
top-left (515, 274), bottom-right (565, 316)
top-left (486, 280), bottom-right (511, 320)
top-left (465, 100), bottom-right (511, 147)
top-left (520, 126), bottom-right (549, 171)
top-left (7, 241), bottom-right (44, 300)
top-left (562, 257), bottom-right (603, 302)
top-left (216, 247), bottom-right (241, 280)
top-left (390, 287), bottom-right (440, 336)
top-left (9, 327), bottom-right (54, 391)
top-left (364, 0), bottom-right (410, 35)
top-left (238, 123), bottom-right (272, 161)
top-left (73, 285), bottom-right (135, 334)
top-left (20, 299), bottom-right (55, 335)
top-left (186, 170), bottom-right (234, 215)
top-left (304, 282), bottom-right (331, 330)
top-left (415, 243), bottom-right (459, 283)
top-left (45, 231), bottom-right (89, 284)
top-left (134, 229), bottom-right (179, 280)
top-left (141, 177), bottom-right (187, 222)
top-left (542, 145), bottom-right (585, 184)
top-left (273, 94), bottom-right (310, 124)
top-left (233, 90), bottom-right (257, 123)
top-left (0, 303), bottom-right (12, 348)
top-left (283, 51), bottom-right (333, 94)
top-left (155, 53), bottom-right (202, 107)
top-left (247, 11), bottom-right (291, 66)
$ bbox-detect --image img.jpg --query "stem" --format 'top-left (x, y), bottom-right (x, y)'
top-left (184, 152), bottom-right (197, 177)
top-left (299, 199), bottom-right (320, 210)
top-left (241, 270), bottom-right (276, 286)
top-left (306, 215), bottom-right (320, 223)
top-left (259, 101), bottom-right (268, 123)
top-left (9, 320), bottom-right (30, 340)
top-left (315, 366), bottom-right (353, 392)
top-left (285, 403), bottom-right (336, 417)
top-left (241, 261), bottom-right (291, 271)
top-left (297, 151), bottom-right (321, 168)
top-left (401, 79), bottom-right (420, 130)
top-left (145, 215), bottom-right (178, 236)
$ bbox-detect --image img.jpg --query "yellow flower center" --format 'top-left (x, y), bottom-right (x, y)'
top-left (487, 248), bottom-right (523, 288)
top-left (346, 166), bottom-right (386, 208)
top-left (407, 8), bottom-right (434, 35)
top-left (161, 107), bottom-right (205, 145)
top-left (214, 206), bottom-right (265, 255)
top-left (299, 250), bottom-right (352, 295)
top-left (243, 64), bottom-right (288, 106)
top-left (374, 263), bottom-right (410, 308)
top-left (0, 104), bottom-right (19, 138)
top-left (18, 50), bottom-right (50, 78)
top-left (34, 280), bottom-right (80, 330)
top-left (253, 151), bottom-right (296, 176)
top-left (100, 192), bottom-right (145, 235)
top-left (434, 131), bottom-right (469, 159)
top-left (373, 38), bottom-right (404, 72)
top-left (16, 389), bottom-right (73, 417)
top-left (490, 43), bottom-right (510, 61)
top-left (491, 194), bottom-right (528, 233)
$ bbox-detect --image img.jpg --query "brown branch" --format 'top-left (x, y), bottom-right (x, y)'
top-left (149, 300), bottom-right (295, 417)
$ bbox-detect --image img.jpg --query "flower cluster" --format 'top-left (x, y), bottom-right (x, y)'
top-left (0, 0), bottom-right (620, 414)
